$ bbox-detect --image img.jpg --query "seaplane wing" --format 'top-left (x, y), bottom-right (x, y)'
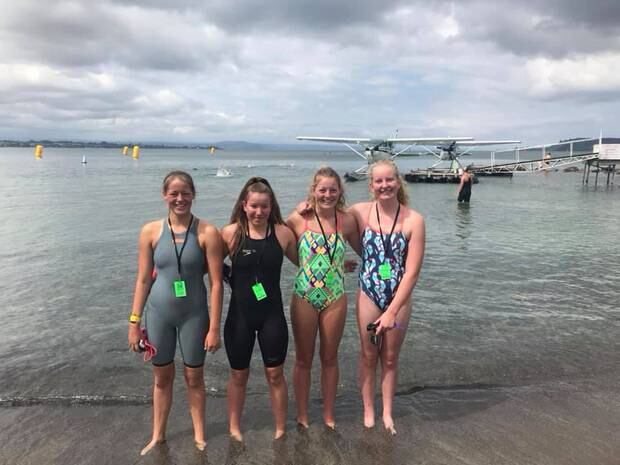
top-left (297, 136), bottom-right (475, 145)
top-left (297, 136), bottom-right (372, 144)
top-left (387, 137), bottom-right (473, 144)
top-left (454, 140), bottom-right (520, 146)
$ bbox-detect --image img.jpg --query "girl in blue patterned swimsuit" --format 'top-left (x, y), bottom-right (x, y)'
top-left (350, 160), bottom-right (426, 435)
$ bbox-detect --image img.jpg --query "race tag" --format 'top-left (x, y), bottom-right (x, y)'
top-left (252, 282), bottom-right (267, 301)
top-left (378, 263), bottom-right (392, 280)
top-left (325, 270), bottom-right (336, 286)
top-left (174, 280), bottom-right (187, 298)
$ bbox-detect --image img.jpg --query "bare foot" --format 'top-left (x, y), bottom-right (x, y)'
top-left (383, 418), bottom-right (397, 436)
top-left (274, 429), bottom-right (286, 440)
top-left (323, 413), bottom-right (336, 430)
top-left (229, 430), bottom-right (243, 442)
top-left (364, 412), bottom-right (375, 428)
top-left (140, 438), bottom-right (165, 456)
top-left (296, 417), bottom-right (309, 429)
top-left (195, 440), bottom-right (207, 452)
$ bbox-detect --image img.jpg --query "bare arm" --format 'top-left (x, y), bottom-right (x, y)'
top-left (204, 223), bottom-right (224, 352)
top-left (276, 224), bottom-right (299, 266)
top-left (375, 213), bottom-right (426, 334)
top-left (342, 210), bottom-right (362, 257)
top-left (128, 222), bottom-right (156, 349)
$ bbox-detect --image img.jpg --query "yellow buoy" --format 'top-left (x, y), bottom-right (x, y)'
top-left (132, 145), bottom-right (140, 159)
top-left (34, 144), bottom-right (43, 159)
top-left (209, 146), bottom-right (215, 155)
top-left (122, 146), bottom-right (129, 155)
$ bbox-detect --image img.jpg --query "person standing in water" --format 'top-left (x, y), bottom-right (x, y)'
top-left (128, 170), bottom-right (224, 455)
top-left (350, 159), bottom-right (425, 435)
top-left (287, 167), bottom-right (361, 429)
top-left (221, 177), bottom-right (298, 441)
top-left (457, 166), bottom-right (473, 203)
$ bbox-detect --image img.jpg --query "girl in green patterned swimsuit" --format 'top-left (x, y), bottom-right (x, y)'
top-left (287, 167), bottom-right (361, 429)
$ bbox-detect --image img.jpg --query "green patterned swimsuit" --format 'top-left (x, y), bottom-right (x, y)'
top-left (294, 213), bottom-right (346, 311)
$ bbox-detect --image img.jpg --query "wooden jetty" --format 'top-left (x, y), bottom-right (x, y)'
top-left (404, 169), bottom-right (479, 184)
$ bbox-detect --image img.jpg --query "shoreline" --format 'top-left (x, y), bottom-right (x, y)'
top-left (1, 376), bottom-right (618, 465)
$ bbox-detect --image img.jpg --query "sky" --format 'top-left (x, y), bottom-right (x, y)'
top-left (1, 0), bottom-right (619, 145)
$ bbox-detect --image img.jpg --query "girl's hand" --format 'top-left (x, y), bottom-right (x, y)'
top-left (204, 330), bottom-right (221, 353)
top-left (373, 311), bottom-right (398, 336)
top-left (296, 201), bottom-right (313, 215)
top-left (128, 323), bottom-right (141, 351)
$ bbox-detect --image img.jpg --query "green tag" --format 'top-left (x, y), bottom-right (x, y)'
top-left (174, 280), bottom-right (187, 298)
top-left (325, 270), bottom-right (335, 286)
top-left (378, 263), bottom-right (392, 280)
top-left (252, 282), bottom-right (267, 301)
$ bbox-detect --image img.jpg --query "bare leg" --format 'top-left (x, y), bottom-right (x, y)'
top-left (227, 368), bottom-right (249, 441)
top-left (318, 295), bottom-right (347, 428)
top-left (265, 365), bottom-right (288, 439)
top-left (356, 291), bottom-right (381, 428)
top-left (184, 365), bottom-right (206, 450)
top-left (141, 363), bottom-right (175, 456)
top-left (291, 295), bottom-right (319, 427)
top-left (379, 303), bottom-right (412, 435)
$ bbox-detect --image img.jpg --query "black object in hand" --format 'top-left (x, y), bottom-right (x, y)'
top-left (366, 322), bottom-right (379, 345)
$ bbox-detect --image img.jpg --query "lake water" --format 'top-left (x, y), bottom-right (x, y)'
top-left (1, 147), bottom-right (618, 463)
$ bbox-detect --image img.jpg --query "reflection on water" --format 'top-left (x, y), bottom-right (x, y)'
top-left (455, 202), bottom-right (472, 247)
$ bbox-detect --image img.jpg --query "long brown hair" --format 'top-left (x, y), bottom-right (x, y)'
top-left (369, 159), bottom-right (409, 206)
top-left (306, 166), bottom-right (346, 211)
top-left (229, 177), bottom-right (284, 257)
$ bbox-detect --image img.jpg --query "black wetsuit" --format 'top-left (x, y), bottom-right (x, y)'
top-left (224, 226), bottom-right (288, 370)
top-left (458, 177), bottom-right (472, 202)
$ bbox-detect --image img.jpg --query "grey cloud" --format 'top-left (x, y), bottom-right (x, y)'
top-left (0, 2), bottom-right (234, 71)
top-left (456, 0), bottom-right (620, 57)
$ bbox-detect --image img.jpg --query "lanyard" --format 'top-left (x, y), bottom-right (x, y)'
top-left (375, 203), bottom-right (400, 259)
top-left (314, 210), bottom-right (339, 265)
top-left (168, 215), bottom-right (193, 278)
top-left (249, 224), bottom-right (270, 283)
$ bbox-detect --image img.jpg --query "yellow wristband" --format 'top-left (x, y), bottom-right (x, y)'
top-left (129, 314), bottom-right (141, 323)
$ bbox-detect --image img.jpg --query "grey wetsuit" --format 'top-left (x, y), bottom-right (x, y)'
top-left (144, 218), bottom-right (209, 367)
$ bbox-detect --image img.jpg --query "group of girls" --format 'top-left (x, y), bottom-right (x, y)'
top-left (127, 160), bottom-right (426, 455)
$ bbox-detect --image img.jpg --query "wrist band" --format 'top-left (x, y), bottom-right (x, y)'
top-left (129, 314), bottom-right (141, 323)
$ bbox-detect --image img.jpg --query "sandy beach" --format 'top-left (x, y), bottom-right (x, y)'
top-left (2, 374), bottom-right (618, 465)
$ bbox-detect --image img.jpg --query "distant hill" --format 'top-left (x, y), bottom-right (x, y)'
top-left (0, 139), bottom-right (335, 151)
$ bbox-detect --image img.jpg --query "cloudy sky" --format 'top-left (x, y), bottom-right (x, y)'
top-left (1, 0), bottom-right (619, 145)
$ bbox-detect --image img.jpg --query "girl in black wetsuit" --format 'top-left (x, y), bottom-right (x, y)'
top-left (220, 177), bottom-right (298, 441)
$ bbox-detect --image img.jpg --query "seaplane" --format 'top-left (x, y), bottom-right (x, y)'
top-left (422, 139), bottom-right (521, 170)
top-left (296, 135), bottom-right (520, 181)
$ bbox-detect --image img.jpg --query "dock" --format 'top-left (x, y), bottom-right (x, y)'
top-left (404, 169), bottom-right (479, 184)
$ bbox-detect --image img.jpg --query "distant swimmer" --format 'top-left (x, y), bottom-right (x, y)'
top-left (220, 177), bottom-right (298, 441)
top-left (457, 167), bottom-right (472, 203)
top-left (128, 171), bottom-right (224, 455)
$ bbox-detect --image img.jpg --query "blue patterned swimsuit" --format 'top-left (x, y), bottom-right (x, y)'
top-left (359, 227), bottom-right (408, 312)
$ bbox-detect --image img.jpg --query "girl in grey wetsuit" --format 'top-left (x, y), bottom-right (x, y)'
top-left (128, 171), bottom-right (224, 455)
top-left (221, 177), bottom-right (298, 441)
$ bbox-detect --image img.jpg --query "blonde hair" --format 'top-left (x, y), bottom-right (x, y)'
top-left (368, 159), bottom-right (409, 206)
top-left (306, 166), bottom-right (346, 211)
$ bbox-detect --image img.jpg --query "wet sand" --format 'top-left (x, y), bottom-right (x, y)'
top-left (1, 375), bottom-right (618, 465)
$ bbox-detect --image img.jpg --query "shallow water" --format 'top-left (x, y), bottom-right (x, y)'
top-left (1, 147), bottom-right (619, 462)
